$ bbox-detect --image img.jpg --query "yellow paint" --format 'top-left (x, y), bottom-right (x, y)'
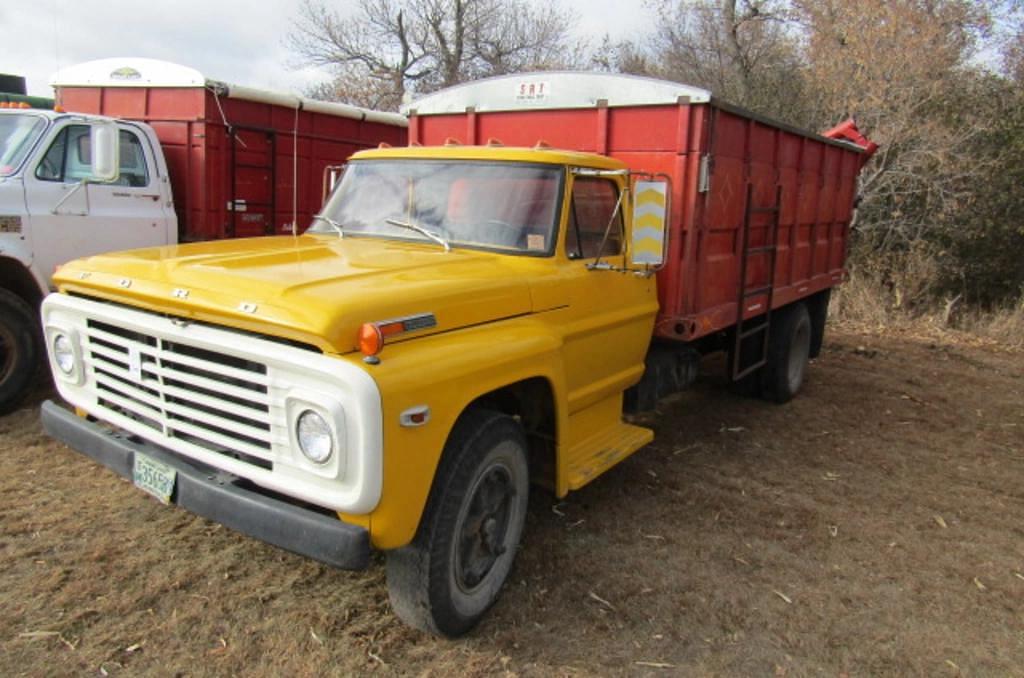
top-left (54, 145), bottom-right (660, 550)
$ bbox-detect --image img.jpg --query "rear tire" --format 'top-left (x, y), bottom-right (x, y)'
top-left (761, 302), bottom-right (811, 403)
top-left (386, 409), bottom-right (529, 637)
top-left (0, 289), bottom-right (39, 416)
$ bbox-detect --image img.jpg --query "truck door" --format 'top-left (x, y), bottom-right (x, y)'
top-left (560, 175), bottom-right (658, 412)
top-left (24, 121), bottom-right (173, 286)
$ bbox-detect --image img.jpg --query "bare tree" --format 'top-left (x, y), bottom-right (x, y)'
top-left (794, 0), bottom-right (994, 250)
top-left (288, 0), bottom-right (580, 110)
top-left (647, 0), bottom-right (808, 123)
top-left (589, 34), bottom-right (655, 75)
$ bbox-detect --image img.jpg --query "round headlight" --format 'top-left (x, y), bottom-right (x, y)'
top-left (296, 410), bottom-right (333, 464)
top-left (53, 333), bottom-right (75, 375)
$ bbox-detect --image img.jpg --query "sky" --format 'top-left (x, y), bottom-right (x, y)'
top-left (1, 0), bottom-right (655, 98)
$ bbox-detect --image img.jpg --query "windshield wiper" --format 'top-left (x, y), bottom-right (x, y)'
top-left (312, 214), bottom-right (345, 237)
top-left (385, 218), bottom-right (450, 252)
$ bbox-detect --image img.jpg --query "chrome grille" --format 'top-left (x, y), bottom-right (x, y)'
top-left (85, 319), bottom-right (274, 469)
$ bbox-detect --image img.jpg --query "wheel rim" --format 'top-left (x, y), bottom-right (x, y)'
top-left (0, 323), bottom-right (16, 388)
top-left (454, 462), bottom-right (516, 594)
top-left (787, 319), bottom-right (811, 392)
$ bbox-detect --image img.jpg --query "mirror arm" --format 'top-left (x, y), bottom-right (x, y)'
top-left (587, 187), bottom-right (628, 271)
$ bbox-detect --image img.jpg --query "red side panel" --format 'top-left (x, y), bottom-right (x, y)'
top-left (56, 86), bottom-right (407, 241)
top-left (677, 107), bottom-right (859, 340)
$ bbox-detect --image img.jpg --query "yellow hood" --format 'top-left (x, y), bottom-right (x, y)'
top-left (54, 235), bottom-right (535, 353)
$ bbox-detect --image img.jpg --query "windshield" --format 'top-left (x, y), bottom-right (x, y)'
top-left (309, 160), bottom-right (563, 255)
top-left (0, 114), bottom-right (46, 177)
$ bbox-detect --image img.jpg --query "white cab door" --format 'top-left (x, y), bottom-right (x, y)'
top-left (24, 121), bottom-right (173, 286)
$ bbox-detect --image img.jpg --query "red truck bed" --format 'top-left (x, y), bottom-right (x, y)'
top-left (52, 59), bottom-right (407, 242)
top-left (406, 73), bottom-right (874, 343)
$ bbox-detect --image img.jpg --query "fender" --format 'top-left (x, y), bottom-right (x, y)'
top-left (0, 247), bottom-right (49, 301)
top-left (355, 314), bottom-right (567, 549)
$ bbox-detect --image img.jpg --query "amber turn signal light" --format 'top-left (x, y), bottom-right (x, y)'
top-left (358, 323), bottom-right (383, 356)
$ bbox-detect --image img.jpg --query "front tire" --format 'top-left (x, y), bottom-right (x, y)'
top-left (386, 409), bottom-right (529, 637)
top-left (0, 289), bottom-right (39, 416)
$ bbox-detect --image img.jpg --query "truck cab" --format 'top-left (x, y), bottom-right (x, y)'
top-left (40, 143), bottom-right (668, 636)
top-left (0, 108), bottom-right (176, 287)
top-left (0, 108), bottom-right (176, 412)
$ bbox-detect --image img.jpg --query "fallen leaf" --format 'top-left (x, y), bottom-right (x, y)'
top-left (1014, 572), bottom-right (1024, 581)
top-left (973, 577), bottom-right (987, 591)
top-left (934, 515), bottom-right (948, 529)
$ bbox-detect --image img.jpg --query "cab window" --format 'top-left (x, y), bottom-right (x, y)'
top-left (566, 177), bottom-right (623, 260)
top-left (36, 125), bottom-right (150, 187)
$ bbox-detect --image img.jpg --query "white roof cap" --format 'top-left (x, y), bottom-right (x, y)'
top-left (404, 71), bottom-right (712, 115)
top-left (50, 57), bottom-right (205, 88)
top-left (49, 58), bottom-right (407, 127)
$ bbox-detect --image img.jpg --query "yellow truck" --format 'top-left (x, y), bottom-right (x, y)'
top-left (40, 73), bottom-right (873, 636)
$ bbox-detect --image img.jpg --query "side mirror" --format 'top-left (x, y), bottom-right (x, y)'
top-left (321, 163), bottom-right (347, 204)
top-left (89, 122), bottom-right (120, 183)
top-left (630, 179), bottom-right (669, 268)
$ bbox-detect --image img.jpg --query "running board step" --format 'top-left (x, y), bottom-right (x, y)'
top-left (566, 422), bottom-right (653, 491)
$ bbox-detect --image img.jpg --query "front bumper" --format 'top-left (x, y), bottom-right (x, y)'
top-left (41, 400), bottom-right (371, 570)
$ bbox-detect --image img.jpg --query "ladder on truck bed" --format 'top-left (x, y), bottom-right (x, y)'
top-left (731, 184), bottom-right (782, 381)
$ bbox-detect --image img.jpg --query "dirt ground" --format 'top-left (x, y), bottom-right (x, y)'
top-left (1, 328), bottom-right (1022, 677)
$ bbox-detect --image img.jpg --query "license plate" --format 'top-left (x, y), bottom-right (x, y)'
top-left (133, 452), bottom-right (177, 504)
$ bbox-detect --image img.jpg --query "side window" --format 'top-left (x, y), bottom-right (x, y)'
top-left (36, 125), bottom-right (150, 187)
top-left (566, 177), bottom-right (623, 260)
top-left (36, 126), bottom-right (73, 182)
top-left (117, 130), bottom-right (150, 187)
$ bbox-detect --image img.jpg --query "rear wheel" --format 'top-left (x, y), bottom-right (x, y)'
top-left (0, 290), bottom-right (39, 416)
top-left (386, 409), bottom-right (529, 637)
top-left (761, 302), bottom-right (811, 403)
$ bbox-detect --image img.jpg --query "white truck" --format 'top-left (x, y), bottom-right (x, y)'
top-left (0, 108), bottom-right (175, 413)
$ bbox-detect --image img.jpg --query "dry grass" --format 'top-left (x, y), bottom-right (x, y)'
top-left (832, 268), bottom-right (1024, 352)
top-left (961, 301), bottom-right (1024, 350)
top-left (1, 328), bottom-right (1023, 675)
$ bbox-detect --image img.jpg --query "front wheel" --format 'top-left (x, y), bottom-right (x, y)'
top-left (386, 409), bottom-right (529, 636)
top-left (0, 290), bottom-right (40, 416)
